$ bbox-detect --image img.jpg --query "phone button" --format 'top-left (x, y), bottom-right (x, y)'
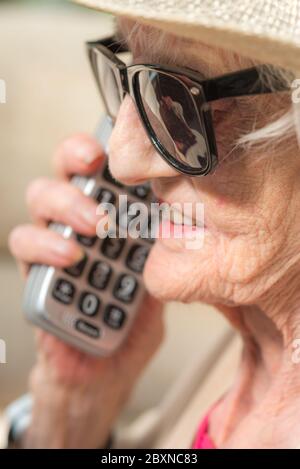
top-left (79, 292), bottom-right (100, 317)
top-left (129, 183), bottom-right (150, 200)
top-left (103, 304), bottom-right (127, 330)
top-left (126, 244), bottom-right (149, 273)
top-left (64, 254), bottom-right (88, 277)
top-left (52, 278), bottom-right (75, 305)
top-left (76, 234), bottom-right (97, 248)
top-left (113, 274), bottom-right (138, 303)
top-left (75, 320), bottom-right (100, 338)
top-left (88, 261), bottom-right (112, 290)
top-left (101, 237), bottom-right (125, 259)
top-left (95, 187), bottom-right (116, 205)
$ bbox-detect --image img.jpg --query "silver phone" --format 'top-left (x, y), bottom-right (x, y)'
top-left (23, 116), bottom-right (154, 356)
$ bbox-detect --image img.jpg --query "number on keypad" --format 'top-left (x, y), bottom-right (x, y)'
top-left (79, 292), bottom-right (100, 317)
top-left (88, 261), bottom-right (112, 290)
top-left (103, 304), bottom-right (126, 330)
top-left (113, 274), bottom-right (138, 303)
top-left (52, 278), bottom-right (75, 305)
top-left (101, 237), bottom-right (125, 259)
top-left (126, 244), bottom-right (149, 273)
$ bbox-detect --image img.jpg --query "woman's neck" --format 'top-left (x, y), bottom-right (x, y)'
top-left (210, 273), bottom-right (300, 448)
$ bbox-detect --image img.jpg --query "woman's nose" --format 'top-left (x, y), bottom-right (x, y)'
top-left (108, 95), bottom-right (178, 185)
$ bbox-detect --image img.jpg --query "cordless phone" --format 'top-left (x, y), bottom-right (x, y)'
top-left (23, 116), bottom-right (154, 356)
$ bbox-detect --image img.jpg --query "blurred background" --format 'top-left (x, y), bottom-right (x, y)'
top-left (0, 0), bottom-right (234, 447)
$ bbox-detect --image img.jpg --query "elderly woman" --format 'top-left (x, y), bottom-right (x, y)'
top-left (7, 0), bottom-right (300, 449)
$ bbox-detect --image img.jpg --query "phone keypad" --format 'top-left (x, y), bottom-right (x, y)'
top-left (49, 163), bottom-right (154, 351)
top-left (126, 244), bottom-right (149, 273)
top-left (75, 319), bottom-right (100, 338)
top-left (64, 255), bottom-right (88, 278)
top-left (129, 183), bottom-right (150, 200)
top-left (104, 304), bottom-right (126, 330)
top-left (101, 237), bottom-right (125, 260)
top-left (52, 278), bottom-right (76, 305)
top-left (113, 273), bottom-right (138, 303)
top-left (76, 234), bottom-right (97, 248)
top-left (88, 261), bottom-right (112, 290)
top-left (95, 187), bottom-right (116, 205)
top-left (79, 292), bottom-right (100, 317)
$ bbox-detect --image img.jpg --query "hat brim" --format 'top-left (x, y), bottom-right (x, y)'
top-left (73, 0), bottom-right (300, 74)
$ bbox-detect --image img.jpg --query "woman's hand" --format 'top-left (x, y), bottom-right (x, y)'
top-left (9, 133), bottom-right (164, 448)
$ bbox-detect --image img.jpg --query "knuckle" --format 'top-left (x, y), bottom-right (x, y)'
top-left (60, 185), bottom-right (82, 215)
top-left (70, 188), bottom-right (83, 209)
top-left (25, 177), bottom-right (52, 207)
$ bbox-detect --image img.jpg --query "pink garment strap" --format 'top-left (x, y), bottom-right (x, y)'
top-left (192, 407), bottom-right (216, 449)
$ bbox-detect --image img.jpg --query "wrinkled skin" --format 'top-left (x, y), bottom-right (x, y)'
top-left (110, 93), bottom-right (300, 308)
top-left (9, 17), bottom-right (300, 448)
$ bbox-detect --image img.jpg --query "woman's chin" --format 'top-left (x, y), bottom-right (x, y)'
top-left (143, 238), bottom-right (227, 304)
top-left (143, 241), bottom-right (180, 301)
top-left (143, 240), bottom-right (199, 303)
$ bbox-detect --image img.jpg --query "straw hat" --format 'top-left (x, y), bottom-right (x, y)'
top-left (73, 0), bottom-right (300, 74)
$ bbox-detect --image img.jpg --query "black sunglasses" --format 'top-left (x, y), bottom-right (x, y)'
top-left (86, 36), bottom-right (289, 177)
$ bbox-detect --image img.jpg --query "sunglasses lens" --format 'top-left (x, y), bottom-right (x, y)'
top-left (95, 51), bottom-right (121, 118)
top-left (137, 70), bottom-right (210, 171)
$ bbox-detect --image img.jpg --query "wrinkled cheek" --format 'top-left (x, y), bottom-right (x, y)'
top-left (215, 233), bottom-right (280, 286)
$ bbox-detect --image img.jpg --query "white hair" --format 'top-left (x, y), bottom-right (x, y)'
top-left (236, 65), bottom-right (300, 151)
top-left (117, 18), bottom-right (300, 155)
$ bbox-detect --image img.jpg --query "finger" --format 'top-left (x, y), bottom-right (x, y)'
top-left (53, 133), bottom-right (105, 179)
top-left (26, 177), bottom-right (99, 236)
top-left (9, 224), bottom-right (84, 270)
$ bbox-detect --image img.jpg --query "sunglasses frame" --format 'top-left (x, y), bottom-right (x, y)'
top-left (87, 36), bottom-right (289, 177)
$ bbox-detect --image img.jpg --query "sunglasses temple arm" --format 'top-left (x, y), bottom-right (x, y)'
top-left (202, 66), bottom-right (289, 102)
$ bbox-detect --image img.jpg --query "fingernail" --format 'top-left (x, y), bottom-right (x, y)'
top-left (54, 241), bottom-right (84, 261)
top-left (73, 248), bottom-right (86, 262)
top-left (75, 145), bottom-right (100, 165)
top-left (84, 153), bottom-right (100, 165)
top-left (79, 206), bottom-right (99, 228)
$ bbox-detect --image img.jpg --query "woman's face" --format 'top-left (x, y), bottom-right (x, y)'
top-left (108, 18), bottom-right (300, 306)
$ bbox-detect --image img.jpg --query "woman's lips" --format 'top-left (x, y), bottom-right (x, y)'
top-left (154, 197), bottom-right (206, 229)
top-left (159, 218), bottom-right (204, 235)
top-left (156, 218), bottom-right (206, 251)
top-left (149, 196), bottom-right (207, 250)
